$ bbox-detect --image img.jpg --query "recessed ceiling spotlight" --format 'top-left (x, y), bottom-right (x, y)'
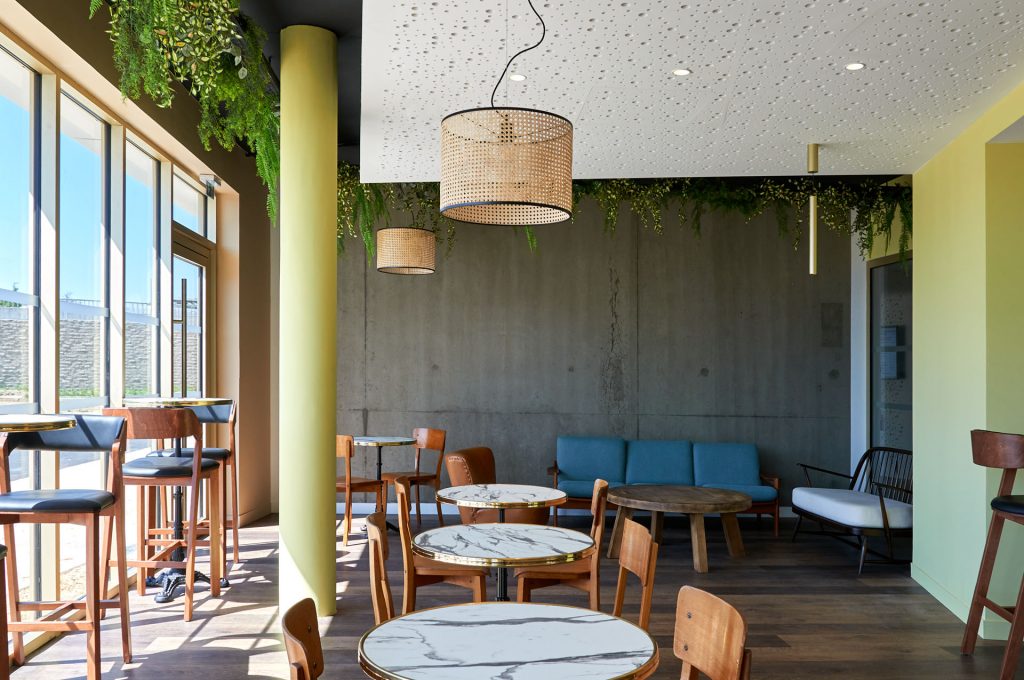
top-left (845, 62), bottom-right (865, 71)
top-left (509, 73), bottom-right (526, 81)
top-left (672, 68), bottom-right (692, 76)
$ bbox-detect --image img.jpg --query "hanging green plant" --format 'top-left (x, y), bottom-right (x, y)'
top-left (337, 160), bottom-right (912, 259)
top-left (89, 0), bottom-right (281, 220)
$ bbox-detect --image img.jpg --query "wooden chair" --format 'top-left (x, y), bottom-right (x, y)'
top-left (381, 428), bottom-right (446, 526)
top-left (962, 429), bottom-right (1024, 680)
top-left (0, 545), bottom-right (7, 680)
top-left (282, 597), bottom-right (324, 680)
top-left (336, 435), bottom-right (385, 546)
top-left (612, 517), bottom-right (659, 631)
top-left (106, 407), bottom-right (222, 621)
top-left (152, 402), bottom-right (241, 569)
top-left (444, 447), bottom-right (550, 524)
top-left (0, 415), bottom-right (133, 680)
top-left (674, 586), bottom-right (751, 680)
top-left (516, 479), bottom-right (609, 609)
top-left (366, 511), bottom-right (395, 624)
top-left (394, 476), bottom-right (487, 613)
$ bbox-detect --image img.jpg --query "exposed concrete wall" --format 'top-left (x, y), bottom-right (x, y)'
top-left (338, 201), bottom-right (850, 504)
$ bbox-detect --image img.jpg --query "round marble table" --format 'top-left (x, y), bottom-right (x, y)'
top-left (436, 484), bottom-right (568, 600)
top-left (359, 602), bottom-right (659, 680)
top-left (437, 483), bottom-right (567, 517)
top-left (0, 414), bottom-right (77, 433)
top-left (607, 485), bottom-right (751, 573)
top-left (412, 523), bottom-right (594, 601)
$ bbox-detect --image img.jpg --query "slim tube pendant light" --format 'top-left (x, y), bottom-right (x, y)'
top-left (376, 227), bottom-right (436, 275)
top-left (807, 143), bottom-right (819, 276)
top-left (439, 0), bottom-right (573, 225)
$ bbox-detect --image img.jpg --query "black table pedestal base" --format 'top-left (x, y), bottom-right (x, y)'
top-left (496, 567), bottom-right (510, 601)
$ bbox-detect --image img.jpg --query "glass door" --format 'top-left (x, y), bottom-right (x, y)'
top-left (172, 254), bottom-right (205, 398)
top-left (869, 258), bottom-right (912, 449)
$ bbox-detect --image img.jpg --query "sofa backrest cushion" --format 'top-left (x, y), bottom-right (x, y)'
top-left (556, 436), bottom-right (626, 484)
top-left (625, 440), bottom-right (694, 485)
top-left (693, 442), bottom-right (761, 486)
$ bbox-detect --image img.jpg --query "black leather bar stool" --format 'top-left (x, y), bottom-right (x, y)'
top-left (150, 402), bottom-right (240, 571)
top-left (962, 429), bottom-right (1024, 680)
top-left (0, 415), bottom-right (132, 680)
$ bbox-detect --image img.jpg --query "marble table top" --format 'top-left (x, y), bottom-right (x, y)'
top-left (122, 396), bottom-right (233, 408)
top-left (0, 414), bottom-right (77, 433)
top-left (412, 523), bottom-right (594, 567)
top-left (359, 602), bottom-right (659, 680)
top-left (354, 436), bottom-right (416, 447)
top-left (437, 484), bottom-right (567, 509)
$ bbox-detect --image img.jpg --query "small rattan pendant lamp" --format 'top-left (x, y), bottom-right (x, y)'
top-left (376, 227), bottom-right (436, 274)
top-left (440, 0), bottom-right (573, 225)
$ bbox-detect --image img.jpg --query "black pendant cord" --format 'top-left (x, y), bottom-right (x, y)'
top-left (490, 0), bottom-right (546, 108)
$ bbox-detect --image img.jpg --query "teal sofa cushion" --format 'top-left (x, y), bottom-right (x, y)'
top-left (558, 479), bottom-right (625, 499)
top-left (700, 483), bottom-right (777, 503)
top-left (625, 440), bottom-right (694, 485)
top-left (693, 443), bottom-right (761, 486)
top-left (556, 436), bottom-right (626, 485)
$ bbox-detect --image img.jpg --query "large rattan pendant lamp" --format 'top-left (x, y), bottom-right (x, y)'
top-left (439, 0), bottom-right (573, 225)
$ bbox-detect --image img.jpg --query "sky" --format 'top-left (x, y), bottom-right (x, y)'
top-left (0, 78), bottom-right (201, 310)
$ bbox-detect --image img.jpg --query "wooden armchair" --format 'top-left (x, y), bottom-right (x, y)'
top-left (612, 518), bottom-right (659, 631)
top-left (791, 446), bottom-right (913, 572)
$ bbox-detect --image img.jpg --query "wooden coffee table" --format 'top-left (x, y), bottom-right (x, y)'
top-left (607, 485), bottom-right (751, 573)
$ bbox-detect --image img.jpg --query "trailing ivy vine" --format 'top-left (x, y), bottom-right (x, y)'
top-left (338, 161), bottom-right (912, 260)
top-left (89, 0), bottom-right (281, 219)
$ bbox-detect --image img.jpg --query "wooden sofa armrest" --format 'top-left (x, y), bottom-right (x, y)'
top-left (797, 462), bottom-right (853, 487)
top-left (546, 463), bottom-right (558, 476)
top-left (760, 473), bottom-right (780, 490)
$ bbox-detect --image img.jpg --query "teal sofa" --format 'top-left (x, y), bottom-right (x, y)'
top-left (549, 436), bottom-right (780, 536)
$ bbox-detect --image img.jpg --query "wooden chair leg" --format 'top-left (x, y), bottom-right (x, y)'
top-left (999, 571), bottom-right (1024, 680)
top-left (588, 577), bottom-right (600, 611)
top-left (115, 498), bottom-right (133, 663)
top-left (229, 460), bottom-right (240, 564)
top-left (99, 513), bottom-right (113, 599)
top-left (434, 482), bottom-right (444, 527)
top-left (472, 574), bottom-right (486, 602)
top-left (136, 486), bottom-right (148, 595)
top-left (342, 487), bottom-right (352, 547)
top-left (0, 546), bottom-right (7, 680)
top-left (2, 523), bottom-right (23, 666)
top-left (84, 514), bottom-right (101, 680)
top-left (220, 461), bottom-right (229, 575)
top-left (184, 481), bottom-right (200, 622)
top-left (517, 578), bottom-right (531, 603)
top-left (403, 578), bottom-right (416, 615)
top-left (857, 535), bottom-right (868, 575)
top-left (208, 473), bottom-right (222, 598)
top-left (414, 484), bottom-right (422, 526)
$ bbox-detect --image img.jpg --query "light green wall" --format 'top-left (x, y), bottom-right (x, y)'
top-left (912, 80), bottom-right (1024, 639)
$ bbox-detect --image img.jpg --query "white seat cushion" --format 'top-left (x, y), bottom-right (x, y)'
top-left (792, 487), bottom-right (912, 530)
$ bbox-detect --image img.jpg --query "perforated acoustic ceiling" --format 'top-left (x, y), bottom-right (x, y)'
top-left (359, 0), bottom-right (1024, 182)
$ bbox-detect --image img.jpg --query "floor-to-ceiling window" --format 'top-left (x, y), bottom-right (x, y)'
top-left (58, 93), bottom-right (109, 411)
top-left (870, 258), bottom-right (913, 450)
top-left (125, 141), bottom-right (160, 398)
top-left (0, 44), bottom-right (43, 609)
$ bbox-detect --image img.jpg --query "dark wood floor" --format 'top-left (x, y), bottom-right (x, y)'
top-left (12, 513), bottom-right (1020, 679)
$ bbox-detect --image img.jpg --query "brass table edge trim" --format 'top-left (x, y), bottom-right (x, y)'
top-left (122, 397), bottom-right (233, 407)
top-left (0, 418), bottom-right (77, 433)
top-left (357, 602), bottom-right (659, 680)
top-left (436, 495), bottom-right (567, 509)
top-left (353, 439), bottom-right (416, 447)
top-left (410, 541), bottom-right (595, 568)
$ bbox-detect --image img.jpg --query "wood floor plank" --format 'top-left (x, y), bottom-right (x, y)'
top-left (9, 515), bottom-right (1020, 679)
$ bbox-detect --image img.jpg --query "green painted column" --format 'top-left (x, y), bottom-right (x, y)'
top-left (279, 25), bottom-right (338, 616)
